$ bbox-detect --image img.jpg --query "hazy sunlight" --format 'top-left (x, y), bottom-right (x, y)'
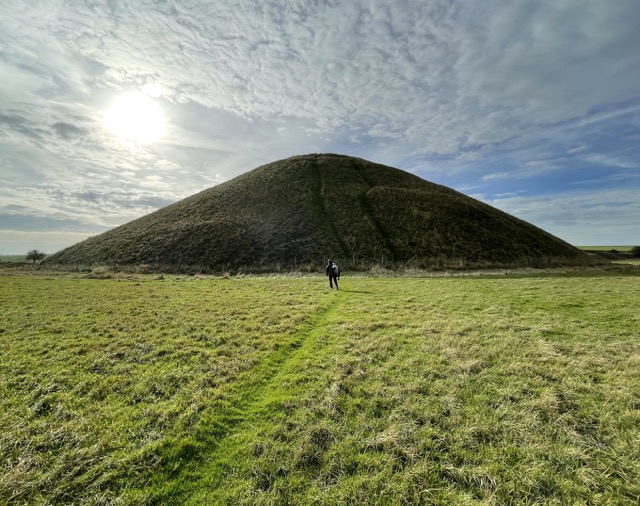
top-left (104, 91), bottom-right (166, 144)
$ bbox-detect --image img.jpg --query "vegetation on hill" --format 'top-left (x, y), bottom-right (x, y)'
top-left (44, 154), bottom-right (598, 271)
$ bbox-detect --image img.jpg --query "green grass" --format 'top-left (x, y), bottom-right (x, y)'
top-left (0, 255), bottom-right (27, 263)
top-left (614, 259), bottom-right (640, 265)
top-left (577, 246), bottom-right (634, 251)
top-left (576, 246), bottom-right (640, 265)
top-left (1, 272), bottom-right (639, 504)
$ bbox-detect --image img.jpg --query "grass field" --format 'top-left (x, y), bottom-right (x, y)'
top-left (1, 272), bottom-right (639, 504)
top-left (577, 246), bottom-right (634, 251)
top-left (0, 255), bottom-right (27, 263)
top-left (577, 246), bottom-right (640, 266)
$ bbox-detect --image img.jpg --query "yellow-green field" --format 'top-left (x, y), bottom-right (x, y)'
top-left (1, 272), bottom-right (639, 504)
top-left (0, 255), bottom-right (27, 263)
top-left (577, 246), bottom-right (634, 251)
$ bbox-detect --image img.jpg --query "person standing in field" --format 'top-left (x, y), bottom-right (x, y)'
top-left (326, 259), bottom-right (340, 289)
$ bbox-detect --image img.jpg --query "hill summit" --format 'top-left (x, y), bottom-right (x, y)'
top-left (45, 153), bottom-right (594, 271)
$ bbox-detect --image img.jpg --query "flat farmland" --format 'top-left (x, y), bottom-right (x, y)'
top-left (1, 272), bottom-right (639, 505)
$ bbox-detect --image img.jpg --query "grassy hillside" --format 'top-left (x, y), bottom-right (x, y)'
top-left (43, 154), bottom-right (597, 271)
top-left (2, 272), bottom-right (639, 504)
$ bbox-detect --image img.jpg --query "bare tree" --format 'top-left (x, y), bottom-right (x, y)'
top-left (26, 249), bottom-right (46, 263)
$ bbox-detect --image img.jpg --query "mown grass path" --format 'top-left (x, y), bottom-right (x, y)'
top-left (141, 284), bottom-right (351, 504)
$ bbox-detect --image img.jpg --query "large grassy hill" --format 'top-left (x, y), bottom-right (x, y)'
top-left (44, 154), bottom-right (596, 271)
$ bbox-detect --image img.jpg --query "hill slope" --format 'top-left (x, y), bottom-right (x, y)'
top-left (44, 153), bottom-right (594, 270)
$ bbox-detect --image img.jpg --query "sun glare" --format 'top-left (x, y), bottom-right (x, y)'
top-left (104, 91), bottom-right (166, 144)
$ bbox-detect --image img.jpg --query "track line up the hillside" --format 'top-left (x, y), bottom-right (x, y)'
top-left (351, 158), bottom-right (398, 260)
top-left (310, 157), bottom-right (350, 258)
top-left (151, 288), bottom-right (353, 502)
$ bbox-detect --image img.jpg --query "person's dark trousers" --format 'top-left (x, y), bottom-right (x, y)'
top-left (329, 276), bottom-right (339, 289)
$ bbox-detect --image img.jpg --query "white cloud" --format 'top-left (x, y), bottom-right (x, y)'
top-left (481, 172), bottom-right (511, 182)
top-left (0, 230), bottom-right (96, 255)
top-left (4, 1), bottom-right (640, 149)
top-left (582, 153), bottom-right (637, 169)
top-left (483, 189), bottom-right (640, 246)
top-left (567, 145), bottom-right (589, 155)
top-left (1, 0), bottom-right (639, 251)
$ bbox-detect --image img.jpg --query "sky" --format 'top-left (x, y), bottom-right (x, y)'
top-left (1, 0), bottom-right (639, 255)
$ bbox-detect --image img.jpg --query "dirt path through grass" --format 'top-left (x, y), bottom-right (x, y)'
top-left (140, 286), bottom-right (352, 503)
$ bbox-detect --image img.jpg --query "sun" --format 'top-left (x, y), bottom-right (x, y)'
top-left (104, 91), bottom-right (166, 144)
